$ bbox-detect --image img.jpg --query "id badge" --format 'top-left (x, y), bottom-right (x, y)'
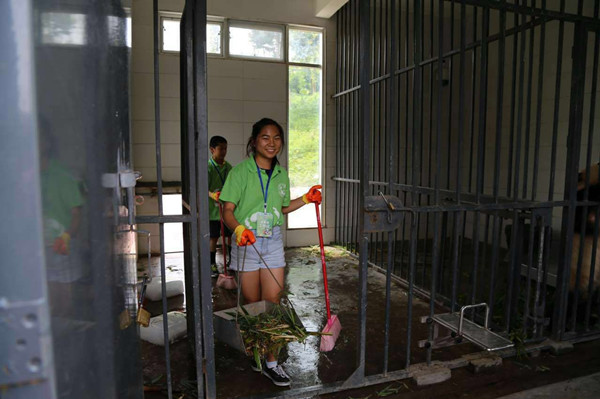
top-left (256, 213), bottom-right (274, 237)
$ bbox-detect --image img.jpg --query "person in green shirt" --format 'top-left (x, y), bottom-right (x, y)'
top-left (207, 135), bottom-right (233, 277)
top-left (220, 118), bottom-right (321, 387)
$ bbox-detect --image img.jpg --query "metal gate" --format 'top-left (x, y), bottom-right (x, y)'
top-left (334, 1), bottom-right (600, 382)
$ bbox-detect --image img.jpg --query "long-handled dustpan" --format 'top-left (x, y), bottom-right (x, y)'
top-left (315, 203), bottom-right (341, 351)
top-left (216, 203), bottom-right (237, 290)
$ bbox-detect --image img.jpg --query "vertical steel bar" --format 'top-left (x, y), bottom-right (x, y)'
top-left (335, 10), bottom-right (341, 246)
top-left (406, 0), bottom-right (423, 368)
top-left (548, 0), bottom-right (565, 201)
top-left (531, 0), bottom-right (546, 201)
top-left (523, 211), bottom-right (536, 333)
top-left (584, 16), bottom-right (600, 329)
top-left (153, 2), bottom-right (173, 397)
top-left (192, 0), bottom-right (217, 395)
top-left (489, 0), bottom-right (507, 326)
top-left (505, 1), bottom-right (528, 331)
top-left (356, 0), bottom-right (371, 380)
top-left (506, 2), bottom-right (520, 198)
top-left (521, 0), bottom-right (537, 199)
top-left (552, 21), bottom-right (587, 340)
top-left (427, 0), bottom-right (445, 366)
top-left (446, 1), bottom-right (455, 190)
top-left (406, 213), bottom-right (418, 369)
top-left (1, 1), bottom-right (57, 396)
top-left (470, 2), bottom-right (490, 318)
top-left (181, 3), bottom-right (205, 396)
top-left (383, 0), bottom-right (397, 373)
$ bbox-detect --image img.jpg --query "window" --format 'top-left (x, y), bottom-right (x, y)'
top-left (161, 16), bottom-right (180, 52)
top-left (41, 12), bottom-right (87, 45)
top-left (287, 28), bottom-right (323, 229)
top-left (160, 13), bottom-right (222, 55)
top-left (228, 21), bottom-right (284, 61)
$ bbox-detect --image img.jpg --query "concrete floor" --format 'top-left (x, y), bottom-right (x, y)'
top-left (141, 246), bottom-right (600, 398)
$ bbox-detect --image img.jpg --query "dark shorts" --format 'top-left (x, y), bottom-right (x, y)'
top-left (210, 220), bottom-right (232, 239)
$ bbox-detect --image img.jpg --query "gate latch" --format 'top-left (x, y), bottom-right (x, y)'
top-left (363, 193), bottom-right (409, 232)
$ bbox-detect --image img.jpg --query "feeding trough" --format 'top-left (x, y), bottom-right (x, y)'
top-left (213, 300), bottom-right (306, 355)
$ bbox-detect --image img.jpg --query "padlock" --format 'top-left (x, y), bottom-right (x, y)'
top-left (136, 276), bottom-right (151, 327)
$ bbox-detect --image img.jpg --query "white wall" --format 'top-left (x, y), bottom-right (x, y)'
top-left (130, 0), bottom-right (336, 253)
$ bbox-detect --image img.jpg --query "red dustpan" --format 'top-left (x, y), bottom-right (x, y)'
top-left (216, 203), bottom-right (237, 290)
top-left (315, 203), bottom-right (341, 351)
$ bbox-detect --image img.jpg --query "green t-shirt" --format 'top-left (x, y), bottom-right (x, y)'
top-left (219, 157), bottom-right (290, 230)
top-left (208, 159), bottom-right (232, 220)
top-left (41, 159), bottom-right (84, 242)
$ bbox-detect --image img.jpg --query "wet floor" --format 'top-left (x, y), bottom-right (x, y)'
top-left (142, 246), bottom-right (479, 398)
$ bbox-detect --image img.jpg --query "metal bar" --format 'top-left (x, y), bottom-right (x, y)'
top-left (552, 21), bottom-right (587, 340)
top-left (406, 213), bottom-right (418, 368)
top-left (427, 0), bottom-right (445, 365)
top-left (531, 0), bottom-right (546, 201)
top-left (0, 1), bottom-right (57, 396)
top-left (153, 2), bottom-right (173, 397)
top-left (470, 4), bottom-right (490, 317)
top-left (488, 1), bottom-right (507, 326)
top-left (181, 3), bottom-right (206, 397)
top-left (584, 13), bottom-right (600, 330)
top-left (406, 0), bottom-right (423, 368)
top-left (335, 7), bottom-right (341, 246)
top-left (447, 0), bottom-right (455, 190)
top-left (506, 3), bottom-right (519, 197)
top-left (383, 0), bottom-right (397, 373)
top-left (523, 209), bottom-right (537, 333)
top-left (548, 0), bottom-right (566, 201)
top-left (354, 0), bottom-right (371, 382)
top-left (521, 0), bottom-right (537, 199)
top-left (135, 215), bottom-right (193, 224)
top-left (192, 0), bottom-right (217, 395)
top-left (505, 0), bottom-right (528, 331)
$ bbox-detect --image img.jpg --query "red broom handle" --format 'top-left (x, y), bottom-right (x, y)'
top-left (219, 202), bottom-right (228, 276)
top-left (315, 203), bottom-right (331, 320)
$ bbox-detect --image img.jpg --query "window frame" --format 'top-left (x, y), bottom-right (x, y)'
top-left (159, 11), bottom-right (182, 54)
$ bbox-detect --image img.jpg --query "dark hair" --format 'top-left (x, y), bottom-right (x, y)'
top-left (246, 118), bottom-right (285, 166)
top-left (210, 135), bottom-right (227, 148)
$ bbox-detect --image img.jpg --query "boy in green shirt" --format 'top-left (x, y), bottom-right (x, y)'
top-left (208, 136), bottom-right (233, 277)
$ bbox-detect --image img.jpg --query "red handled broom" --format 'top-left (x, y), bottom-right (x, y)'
top-left (315, 203), bottom-right (342, 351)
top-left (216, 202), bottom-right (237, 290)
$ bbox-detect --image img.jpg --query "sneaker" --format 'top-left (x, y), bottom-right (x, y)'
top-left (262, 364), bottom-right (291, 387)
top-left (210, 264), bottom-right (219, 278)
top-left (250, 357), bottom-right (261, 372)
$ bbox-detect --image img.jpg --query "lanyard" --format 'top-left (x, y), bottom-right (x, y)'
top-left (210, 159), bottom-right (227, 185)
top-left (255, 159), bottom-right (273, 214)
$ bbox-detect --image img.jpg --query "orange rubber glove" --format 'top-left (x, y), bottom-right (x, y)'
top-left (52, 232), bottom-right (71, 255)
top-left (234, 225), bottom-right (256, 246)
top-left (302, 184), bottom-right (322, 204)
top-left (209, 191), bottom-right (221, 201)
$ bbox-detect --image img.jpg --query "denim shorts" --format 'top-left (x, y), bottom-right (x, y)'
top-left (229, 226), bottom-right (285, 272)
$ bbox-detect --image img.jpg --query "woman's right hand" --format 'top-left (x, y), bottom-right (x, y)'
top-left (234, 225), bottom-right (256, 246)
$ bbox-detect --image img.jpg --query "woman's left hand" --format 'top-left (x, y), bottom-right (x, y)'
top-left (302, 185), bottom-right (322, 204)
